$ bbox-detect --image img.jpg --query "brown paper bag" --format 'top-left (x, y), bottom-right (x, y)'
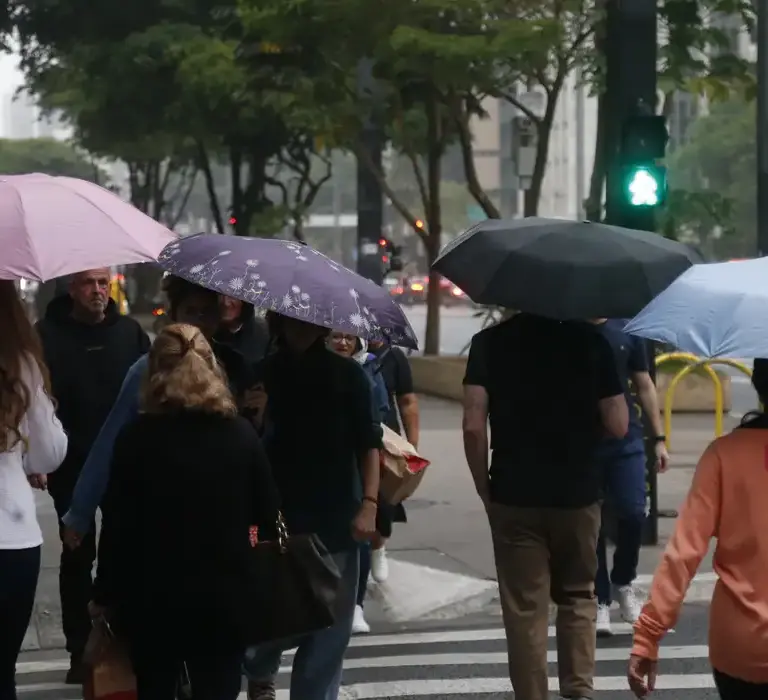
top-left (82, 619), bottom-right (137, 700)
top-left (379, 424), bottom-right (430, 505)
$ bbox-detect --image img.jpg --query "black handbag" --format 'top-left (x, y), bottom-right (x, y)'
top-left (245, 513), bottom-right (343, 645)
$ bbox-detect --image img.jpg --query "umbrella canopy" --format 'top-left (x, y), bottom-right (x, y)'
top-left (0, 173), bottom-right (177, 281)
top-left (433, 217), bottom-right (701, 319)
top-left (624, 258), bottom-right (768, 358)
top-left (158, 234), bottom-right (418, 349)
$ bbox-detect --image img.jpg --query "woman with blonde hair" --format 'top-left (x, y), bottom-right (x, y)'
top-left (90, 323), bottom-right (278, 700)
top-left (0, 280), bottom-right (68, 700)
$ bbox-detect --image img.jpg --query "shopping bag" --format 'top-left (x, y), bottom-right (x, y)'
top-left (82, 618), bottom-right (136, 700)
top-left (245, 513), bottom-right (342, 644)
top-left (379, 424), bottom-right (430, 505)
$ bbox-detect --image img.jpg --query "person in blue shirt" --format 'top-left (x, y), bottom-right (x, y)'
top-left (326, 331), bottom-right (388, 635)
top-left (591, 319), bottom-right (669, 637)
top-left (61, 276), bottom-right (256, 546)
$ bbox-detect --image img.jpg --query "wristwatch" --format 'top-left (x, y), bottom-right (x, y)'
top-left (653, 435), bottom-right (666, 444)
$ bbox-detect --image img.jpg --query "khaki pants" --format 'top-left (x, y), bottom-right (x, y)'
top-left (488, 502), bottom-right (601, 700)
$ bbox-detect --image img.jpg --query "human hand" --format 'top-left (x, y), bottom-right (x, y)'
top-left (88, 600), bottom-right (107, 620)
top-left (27, 474), bottom-right (47, 491)
top-left (243, 386), bottom-right (268, 426)
top-left (63, 527), bottom-right (83, 550)
top-left (628, 654), bottom-right (657, 697)
top-left (654, 441), bottom-right (670, 473)
top-left (351, 501), bottom-right (378, 542)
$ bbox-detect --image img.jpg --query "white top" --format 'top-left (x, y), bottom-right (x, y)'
top-left (0, 358), bottom-right (68, 549)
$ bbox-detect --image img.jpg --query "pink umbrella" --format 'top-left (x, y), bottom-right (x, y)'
top-left (0, 173), bottom-right (178, 281)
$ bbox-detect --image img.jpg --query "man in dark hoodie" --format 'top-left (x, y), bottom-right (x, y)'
top-left (34, 268), bottom-right (150, 682)
top-left (215, 296), bottom-right (270, 363)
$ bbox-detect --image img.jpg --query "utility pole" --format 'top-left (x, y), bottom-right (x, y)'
top-left (603, 0), bottom-right (662, 546)
top-left (356, 58), bottom-right (385, 285)
top-left (757, 0), bottom-right (768, 256)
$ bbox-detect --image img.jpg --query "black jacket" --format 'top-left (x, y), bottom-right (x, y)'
top-left (36, 296), bottom-right (150, 482)
top-left (92, 411), bottom-right (279, 647)
top-left (214, 311), bottom-right (270, 365)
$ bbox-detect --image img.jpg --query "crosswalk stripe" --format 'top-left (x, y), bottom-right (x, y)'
top-left (340, 622), bottom-right (638, 648)
top-left (15, 623), bottom-right (643, 676)
top-left (14, 626), bottom-right (703, 699)
top-left (266, 674), bottom-right (716, 698)
top-left (15, 644), bottom-right (710, 680)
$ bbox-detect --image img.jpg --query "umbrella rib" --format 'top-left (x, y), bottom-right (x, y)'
top-left (12, 186), bottom-right (45, 280)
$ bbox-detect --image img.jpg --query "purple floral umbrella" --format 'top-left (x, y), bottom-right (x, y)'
top-left (158, 234), bottom-right (418, 349)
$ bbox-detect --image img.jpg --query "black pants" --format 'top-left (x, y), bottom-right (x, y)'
top-left (714, 669), bottom-right (768, 700)
top-left (131, 644), bottom-right (243, 700)
top-left (49, 480), bottom-right (96, 658)
top-left (0, 547), bottom-right (41, 700)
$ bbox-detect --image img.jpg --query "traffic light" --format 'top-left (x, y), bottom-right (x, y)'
top-left (378, 237), bottom-right (403, 273)
top-left (228, 216), bottom-right (237, 226)
top-left (619, 115), bottom-right (668, 209)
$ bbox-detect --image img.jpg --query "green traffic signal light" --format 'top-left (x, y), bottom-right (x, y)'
top-left (622, 165), bottom-right (667, 208)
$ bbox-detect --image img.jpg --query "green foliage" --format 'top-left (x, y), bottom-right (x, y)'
top-left (0, 137), bottom-right (107, 181)
top-left (662, 97), bottom-right (754, 257)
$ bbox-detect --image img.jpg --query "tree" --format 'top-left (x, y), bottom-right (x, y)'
top-left (0, 137), bottom-right (107, 181)
top-left (583, 0), bottom-right (756, 222)
top-left (661, 97), bottom-right (754, 258)
top-left (9, 0), bottom-right (328, 239)
top-left (238, 0), bottom-right (548, 354)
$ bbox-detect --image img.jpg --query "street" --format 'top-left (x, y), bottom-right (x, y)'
top-left (16, 305), bottom-right (725, 698)
top-left (15, 604), bottom-right (714, 699)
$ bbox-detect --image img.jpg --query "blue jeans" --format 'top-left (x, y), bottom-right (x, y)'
top-left (244, 549), bottom-right (359, 700)
top-left (595, 448), bottom-right (647, 605)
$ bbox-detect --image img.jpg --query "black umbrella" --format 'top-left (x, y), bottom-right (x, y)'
top-left (432, 218), bottom-right (702, 319)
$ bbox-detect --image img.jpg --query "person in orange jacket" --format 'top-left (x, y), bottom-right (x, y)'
top-left (628, 359), bottom-right (768, 699)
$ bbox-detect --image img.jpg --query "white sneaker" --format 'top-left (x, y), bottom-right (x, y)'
top-left (352, 605), bottom-right (370, 634)
top-left (596, 604), bottom-right (613, 637)
top-left (370, 547), bottom-right (389, 583)
top-left (614, 584), bottom-right (642, 623)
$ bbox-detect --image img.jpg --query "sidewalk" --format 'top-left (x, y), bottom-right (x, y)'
top-left (25, 396), bottom-right (724, 650)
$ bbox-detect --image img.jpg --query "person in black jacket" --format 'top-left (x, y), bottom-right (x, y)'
top-left (91, 323), bottom-right (278, 700)
top-left (216, 297), bottom-right (270, 364)
top-left (34, 268), bottom-right (150, 682)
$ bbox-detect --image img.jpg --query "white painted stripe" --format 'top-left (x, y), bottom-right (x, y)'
top-left (263, 674), bottom-right (716, 698)
top-left (280, 645), bottom-right (709, 673)
top-left (14, 624), bottom-right (647, 675)
top-left (342, 622), bottom-right (638, 648)
top-left (634, 571), bottom-right (717, 585)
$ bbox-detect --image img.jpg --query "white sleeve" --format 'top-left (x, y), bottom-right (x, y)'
top-left (21, 358), bottom-right (68, 476)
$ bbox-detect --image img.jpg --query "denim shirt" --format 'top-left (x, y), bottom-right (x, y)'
top-left (361, 354), bottom-right (389, 421)
top-left (62, 355), bottom-right (147, 534)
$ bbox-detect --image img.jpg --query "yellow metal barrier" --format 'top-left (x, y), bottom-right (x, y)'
top-left (661, 355), bottom-right (754, 450)
top-left (655, 353), bottom-right (723, 450)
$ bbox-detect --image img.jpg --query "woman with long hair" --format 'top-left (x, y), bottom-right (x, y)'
top-left (0, 280), bottom-right (68, 700)
top-left (628, 359), bottom-right (768, 699)
top-left (90, 323), bottom-right (278, 700)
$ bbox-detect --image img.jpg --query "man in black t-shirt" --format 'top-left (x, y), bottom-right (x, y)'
top-left (462, 313), bottom-right (627, 700)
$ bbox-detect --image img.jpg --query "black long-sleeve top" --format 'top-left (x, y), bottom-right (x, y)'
top-left (92, 410), bottom-right (279, 645)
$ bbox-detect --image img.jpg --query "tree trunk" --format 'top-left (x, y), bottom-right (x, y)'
top-left (196, 141), bottom-right (224, 233)
top-left (522, 89), bottom-right (560, 217)
top-left (423, 95), bottom-right (443, 356)
top-left (585, 90), bottom-right (609, 222)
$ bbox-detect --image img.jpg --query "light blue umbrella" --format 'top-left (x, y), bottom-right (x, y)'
top-left (624, 258), bottom-right (768, 358)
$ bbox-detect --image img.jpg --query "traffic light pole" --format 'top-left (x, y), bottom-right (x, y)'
top-left (604, 0), bottom-right (660, 546)
top-left (356, 58), bottom-right (385, 286)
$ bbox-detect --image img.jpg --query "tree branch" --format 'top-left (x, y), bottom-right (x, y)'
top-left (195, 140), bottom-right (224, 234)
top-left (449, 93), bottom-right (501, 219)
top-left (168, 167), bottom-right (198, 229)
top-left (352, 140), bottom-right (427, 245)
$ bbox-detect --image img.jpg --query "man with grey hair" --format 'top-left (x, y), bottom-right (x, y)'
top-left (34, 268), bottom-right (149, 683)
